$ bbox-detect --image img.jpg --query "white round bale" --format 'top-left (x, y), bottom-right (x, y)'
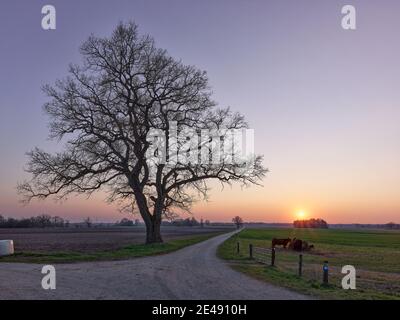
top-left (0, 240), bottom-right (14, 256)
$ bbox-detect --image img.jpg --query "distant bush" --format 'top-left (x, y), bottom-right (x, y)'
top-left (116, 218), bottom-right (134, 226)
top-left (294, 218), bottom-right (329, 229)
top-left (232, 216), bottom-right (244, 229)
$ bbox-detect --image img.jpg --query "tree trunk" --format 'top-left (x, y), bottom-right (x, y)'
top-left (131, 185), bottom-right (164, 244)
top-left (145, 216), bottom-right (163, 244)
top-left (131, 183), bottom-right (163, 244)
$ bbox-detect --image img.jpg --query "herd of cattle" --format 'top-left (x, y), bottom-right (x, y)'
top-left (271, 238), bottom-right (314, 251)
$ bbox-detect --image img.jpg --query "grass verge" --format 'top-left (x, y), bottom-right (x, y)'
top-left (0, 232), bottom-right (224, 264)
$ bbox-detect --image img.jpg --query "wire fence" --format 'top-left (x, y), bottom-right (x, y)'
top-left (250, 245), bottom-right (275, 266)
top-left (236, 241), bottom-right (335, 286)
top-left (234, 240), bottom-right (400, 296)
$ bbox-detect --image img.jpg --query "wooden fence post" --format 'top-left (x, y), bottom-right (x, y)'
top-left (236, 242), bottom-right (240, 254)
top-left (249, 244), bottom-right (253, 259)
top-left (271, 248), bottom-right (276, 266)
top-left (323, 260), bottom-right (329, 285)
top-left (298, 254), bottom-right (303, 277)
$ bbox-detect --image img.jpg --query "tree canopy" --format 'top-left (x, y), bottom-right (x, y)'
top-left (18, 22), bottom-right (267, 243)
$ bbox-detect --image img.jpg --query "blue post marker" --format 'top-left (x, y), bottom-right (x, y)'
top-left (323, 261), bottom-right (329, 285)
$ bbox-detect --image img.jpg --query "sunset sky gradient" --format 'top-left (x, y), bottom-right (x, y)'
top-left (0, 0), bottom-right (399, 223)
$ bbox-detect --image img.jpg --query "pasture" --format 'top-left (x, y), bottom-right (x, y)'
top-left (218, 228), bottom-right (400, 299)
top-left (0, 226), bottom-right (232, 263)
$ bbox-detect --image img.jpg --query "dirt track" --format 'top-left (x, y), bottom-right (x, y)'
top-left (0, 231), bottom-right (310, 300)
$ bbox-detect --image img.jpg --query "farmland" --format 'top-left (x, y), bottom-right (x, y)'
top-left (0, 226), bottom-right (232, 263)
top-left (218, 228), bottom-right (400, 300)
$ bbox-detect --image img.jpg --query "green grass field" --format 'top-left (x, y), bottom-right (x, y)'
top-left (218, 228), bottom-right (400, 300)
top-left (0, 232), bottom-right (224, 264)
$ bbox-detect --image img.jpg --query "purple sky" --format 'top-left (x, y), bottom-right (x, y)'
top-left (1, 0), bottom-right (400, 223)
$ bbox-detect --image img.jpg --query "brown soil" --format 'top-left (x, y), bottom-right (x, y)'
top-left (0, 226), bottom-right (232, 253)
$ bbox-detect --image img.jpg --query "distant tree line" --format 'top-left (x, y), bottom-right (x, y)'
top-left (0, 214), bottom-right (68, 228)
top-left (338, 223), bottom-right (400, 230)
top-left (162, 217), bottom-right (210, 227)
top-left (115, 218), bottom-right (140, 227)
top-left (173, 218), bottom-right (200, 227)
top-left (385, 222), bottom-right (400, 230)
top-left (294, 218), bottom-right (329, 229)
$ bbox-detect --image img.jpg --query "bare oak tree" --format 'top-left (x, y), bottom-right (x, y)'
top-left (18, 22), bottom-right (267, 244)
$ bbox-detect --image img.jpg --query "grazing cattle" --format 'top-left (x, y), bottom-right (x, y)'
top-left (271, 238), bottom-right (291, 249)
top-left (302, 241), bottom-right (314, 251)
top-left (289, 238), bottom-right (315, 251)
top-left (301, 241), bottom-right (309, 251)
top-left (291, 238), bottom-right (303, 251)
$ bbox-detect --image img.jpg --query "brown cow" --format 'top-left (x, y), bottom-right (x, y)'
top-left (272, 238), bottom-right (291, 249)
top-left (289, 238), bottom-right (314, 251)
top-left (291, 238), bottom-right (303, 251)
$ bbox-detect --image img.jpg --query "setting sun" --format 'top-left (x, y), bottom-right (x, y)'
top-left (296, 210), bottom-right (307, 220)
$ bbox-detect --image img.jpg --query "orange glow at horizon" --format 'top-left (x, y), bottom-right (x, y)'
top-left (3, 172), bottom-right (400, 224)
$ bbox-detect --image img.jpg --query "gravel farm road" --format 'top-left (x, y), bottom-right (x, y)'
top-left (0, 230), bottom-right (310, 300)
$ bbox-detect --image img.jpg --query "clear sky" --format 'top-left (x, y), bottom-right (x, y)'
top-left (0, 0), bottom-right (399, 223)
